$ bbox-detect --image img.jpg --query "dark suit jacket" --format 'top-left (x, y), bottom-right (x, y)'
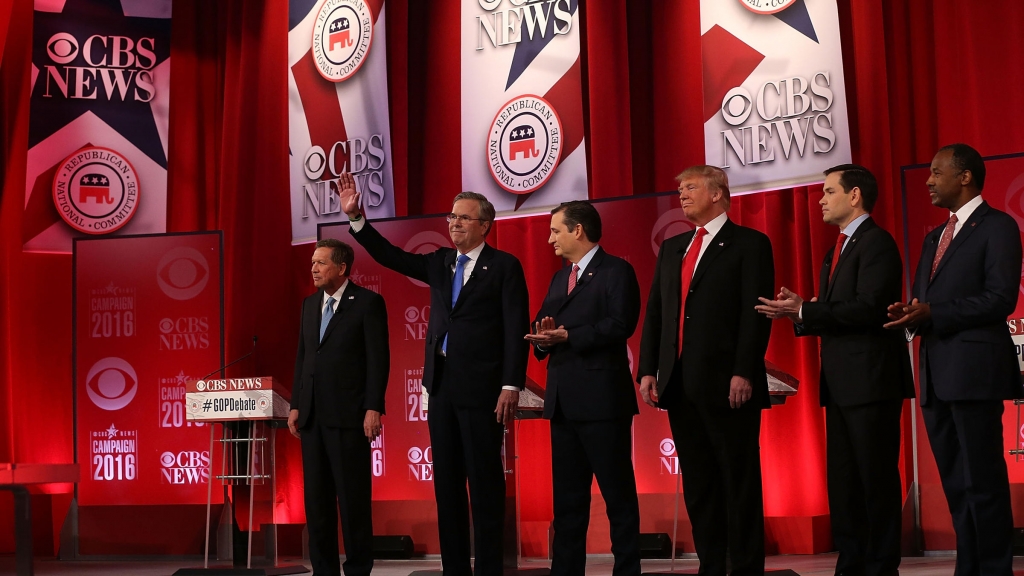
top-left (533, 248), bottom-right (641, 421)
top-left (291, 281), bottom-right (390, 429)
top-left (638, 218), bottom-right (775, 409)
top-left (351, 221), bottom-right (530, 408)
top-left (797, 217), bottom-right (915, 406)
top-left (912, 201), bottom-right (1023, 404)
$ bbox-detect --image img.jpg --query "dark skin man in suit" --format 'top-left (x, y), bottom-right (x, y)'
top-left (339, 174), bottom-right (529, 576)
top-left (525, 201), bottom-right (642, 576)
top-left (886, 144), bottom-right (1023, 576)
top-left (288, 238), bottom-right (390, 576)
top-left (638, 165), bottom-right (774, 576)
top-left (756, 165), bottom-right (914, 576)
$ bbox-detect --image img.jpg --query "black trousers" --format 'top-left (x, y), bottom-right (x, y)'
top-left (427, 366), bottom-right (506, 576)
top-left (825, 399), bottom-right (903, 576)
top-left (550, 405), bottom-right (641, 576)
top-left (923, 391), bottom-right (1013, 576)
top-left (300, 407), bottom-right (373, 576)
top-left (663, 383), bottom-right (764, 576)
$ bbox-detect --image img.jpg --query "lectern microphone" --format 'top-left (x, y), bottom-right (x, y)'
top-left (200, 336), bottom-right (258, 381)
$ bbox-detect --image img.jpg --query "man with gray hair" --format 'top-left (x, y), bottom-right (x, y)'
top-left (341, 174), bottom-right (530, 576)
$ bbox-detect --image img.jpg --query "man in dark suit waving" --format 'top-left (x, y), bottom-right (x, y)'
top-left (340, 174), bottom-right (530, 576)
top-left (637, 165), bottom-right (774, 576)
top-left (756, 164), bottom-right (914, 576)
top-left (289, 238), bottom-right (390, 576)
top-left (525, 201), bottom-right (642, 576)
top-left (886, 144), bottom-right (1023, 576)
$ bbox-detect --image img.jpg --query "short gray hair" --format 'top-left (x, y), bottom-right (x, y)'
top-left (452, 191), bottom-right (495, 236)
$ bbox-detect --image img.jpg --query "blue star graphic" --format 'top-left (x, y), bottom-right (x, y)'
top-left (30, 0), bottom-right (171, 168)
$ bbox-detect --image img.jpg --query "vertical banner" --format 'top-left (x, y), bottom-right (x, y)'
top-left (288, 0), bottom-right (396, 244)
top-left (320, 218), bottom-right (443, 502)
top-left (24, 0), bottom-right (171, 253)
top-left (701, 0), bottom-right (851, 194)
top-left (461, 0), bottom-right (588, 215)
top-left (74, 232), bottom-right (224, 506)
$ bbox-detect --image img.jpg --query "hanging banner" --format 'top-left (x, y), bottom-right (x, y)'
top-left (461, 0), bottom-right (588, 215)
top-left (74, 232), bottom-right (224, 506)
top-left (23, 0), bottom-right (171, 253)
top-left (701, 0), bottom-right (852, 194)
top-left (288, 0), bottom-right (396, 244)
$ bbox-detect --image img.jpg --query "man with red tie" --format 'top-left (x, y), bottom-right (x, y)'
top-left (756, 164), bottom-right (914, 576)
top-left (886, 144), bottom-right (1023, 576)
top-left (526, 201), bottom-right (642, 576)
top-left (637, 165), bottom-right (774, 576)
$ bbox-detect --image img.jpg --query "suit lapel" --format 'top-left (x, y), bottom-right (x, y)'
top-left (689, 219), bottom-right (734, 290)
top-left (319, 282), bottom-right (357, 346)
top-left (824, 218), bottom-right (874, 301)
top-left (442, 250), bottom-right (457, 311)
top-left (929, 202), bottom-right (988, 284)
top-left (559, 248), bottom-right (604, 310)
top-left (452, 244), bottom-right (491, 312)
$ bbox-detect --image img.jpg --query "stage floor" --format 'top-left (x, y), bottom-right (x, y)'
top-left (0, 553), bottom-right (1006, 576)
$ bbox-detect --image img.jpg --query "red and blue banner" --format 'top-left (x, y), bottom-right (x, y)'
top-left (701, 0), bottom-right (852, 194)
top-left (24, 0), bottom-right (171, 253)
top-left (288, 0), bottom-right (396, 244)
top-left (461, 0), bottom-right (588, 214)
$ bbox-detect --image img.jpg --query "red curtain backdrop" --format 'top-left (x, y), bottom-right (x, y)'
top-left (4, 0), bottom-right (1024, 556)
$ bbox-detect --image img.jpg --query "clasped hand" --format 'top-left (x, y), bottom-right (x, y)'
top-left (524, 316), bottom-right (568, 346)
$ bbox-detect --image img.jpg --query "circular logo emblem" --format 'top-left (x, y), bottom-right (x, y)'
top-left (258, 397), bottom-right (269, 410)
top-left (52, 147), bottom-right (140, 235)
top-left (311, 0), bottom-right (374, 82)
top-left (650, 208), bottom-right (694, 256)
top-left (659, 438), bottom-right (676, 457)
top-left (84, 357), bottom-right (139, 411)
top-left (486, 94), bottom-right (562, 195)
top-left (47, 32), bottom-right (79, 64)
top-left (160, 452), bottom-right (176, 467)
top-left (156, 247), bottom-right (210, 301)
top-left (407, 447), bottom-right (423, 464)
top-left (738, 0), bottom-right (798, 15)
top-left (195, 381), bottom-right (207, 392)
top-left (403, 231), bottom-right (451, 288)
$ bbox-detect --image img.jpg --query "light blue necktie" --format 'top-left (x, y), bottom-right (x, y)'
top-left (319, 296), bottom-right (335, 343)
top-left (442, 254), bottom-right (470, 354)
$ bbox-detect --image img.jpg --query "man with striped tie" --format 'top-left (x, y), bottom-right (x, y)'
top-left (526, 201), bottom-right (642, 576)
top-left (886, 144), bottom-right (1023, 576)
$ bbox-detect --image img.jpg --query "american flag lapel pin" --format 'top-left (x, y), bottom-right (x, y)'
top-left (349, 295), bottom-right (355, 299)
top-left (482, 266), bottom-right (488, 270)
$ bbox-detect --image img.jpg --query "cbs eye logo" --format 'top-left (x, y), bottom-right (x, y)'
top-left (650, 209), bottom-right (694, 256)
top-left (156, 247), bottom-right (210, 300)
top-left (85, 357), bottom-right (139, 411)
top-left (403, 231), bottom-right (451, 288)
top-left (659, 438), bottom-right (676, 457)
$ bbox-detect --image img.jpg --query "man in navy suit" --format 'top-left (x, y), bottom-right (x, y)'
top-left (757, 165), bottom-right (914, 576)
top-left (526, 201), bottom-right (642, 576)
top-left (638, 165), bottom-right (774, 576)
top-left (288, 238), bottom-right (390, 576)
top-left (340, 174), bottom-right (530, 576)
top-left (886, 143), bottom-right (1023, 576)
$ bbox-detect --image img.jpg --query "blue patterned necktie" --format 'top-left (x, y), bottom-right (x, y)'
top-left (443, 254), bottom-right (470, 354)
top-left (319, 296), bottom-right (335, 343)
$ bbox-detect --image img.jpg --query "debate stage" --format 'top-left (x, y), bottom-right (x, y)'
top-left (0, 554), bottom-right (1007, 576)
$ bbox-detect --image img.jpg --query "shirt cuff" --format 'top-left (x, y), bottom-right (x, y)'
top-left (502, 385), bottom-right (519, 391)
top-left (350, 217), bottom-right (366, 232)
top-left (797, 304), bottom-right (803, 321)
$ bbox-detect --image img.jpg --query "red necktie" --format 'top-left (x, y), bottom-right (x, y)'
top-left (678, 227), bottom-right (707, 357)
top-left (828, 233), bottom-right (848, 283)
top-left (931, 214), bottom-right (958, 279)
top-left (567, 264), bottom-right (579, 295)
